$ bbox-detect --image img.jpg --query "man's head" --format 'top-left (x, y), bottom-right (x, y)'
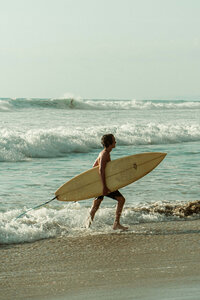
top-left (101, 134), bottom-right (116, 149)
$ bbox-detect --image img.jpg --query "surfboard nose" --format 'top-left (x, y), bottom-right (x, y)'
top-left (158, 153), bottom-right (167, 165)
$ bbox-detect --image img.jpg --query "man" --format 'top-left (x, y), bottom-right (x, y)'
top-left (89, 134), bottom-right (128, 230)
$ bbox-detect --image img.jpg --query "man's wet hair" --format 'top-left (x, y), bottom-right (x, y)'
top-left (101, 134), bottom-right (114, 148)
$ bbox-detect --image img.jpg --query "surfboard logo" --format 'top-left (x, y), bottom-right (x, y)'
top-left (133, 163), bottom-right (137, 170)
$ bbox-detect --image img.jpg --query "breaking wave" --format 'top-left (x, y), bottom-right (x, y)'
top-left (0, 98), bottom-right (200, 111)
top-left (0, 122), bottom-right (200, 161)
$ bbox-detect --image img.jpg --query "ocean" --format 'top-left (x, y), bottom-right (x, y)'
top-left (0, 97), bottom-right (200, 245)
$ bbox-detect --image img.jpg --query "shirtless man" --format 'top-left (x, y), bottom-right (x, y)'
top-left (89, 134), bottom-right (128, 230)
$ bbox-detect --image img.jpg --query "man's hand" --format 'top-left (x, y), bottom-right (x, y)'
top-left (103, 186), bottom-right (111, 196)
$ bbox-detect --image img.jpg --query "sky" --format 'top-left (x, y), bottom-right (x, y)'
top-left (0, 0), bottom-right (200, 99)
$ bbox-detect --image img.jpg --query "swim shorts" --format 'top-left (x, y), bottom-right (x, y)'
top-left (97, 190), bottom-right (123, 200)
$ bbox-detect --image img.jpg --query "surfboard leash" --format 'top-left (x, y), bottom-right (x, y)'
top-left (15, 196), bottom-right (57, 220)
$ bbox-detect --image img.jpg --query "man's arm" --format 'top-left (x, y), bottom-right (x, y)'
top-left (99, 152), bottom-right (111, 195)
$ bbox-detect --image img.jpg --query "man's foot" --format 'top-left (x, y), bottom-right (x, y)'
top-left (113, 223), bottom-right (128, 230)
top-left (85, 215), bottom-right (93, 228)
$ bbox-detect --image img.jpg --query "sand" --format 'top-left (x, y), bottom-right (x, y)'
top-left (1, 219), bottom-right (200, 300)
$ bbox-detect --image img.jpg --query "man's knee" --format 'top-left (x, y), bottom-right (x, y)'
top-left (116, 196), bottom-right (125, 205)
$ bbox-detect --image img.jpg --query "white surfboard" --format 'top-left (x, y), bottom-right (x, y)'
top-left (55, 152), bottom-right (166, 201)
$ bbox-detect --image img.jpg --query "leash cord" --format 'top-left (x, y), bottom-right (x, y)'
top-left (15, 196), bottom-right (57, 220)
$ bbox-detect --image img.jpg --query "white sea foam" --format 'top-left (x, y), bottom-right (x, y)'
top-left (0, 203), bottom-right (187, 245)
top-left (0, 122), bottom-right (200, 161)
top-left (0, 98), bottom-right (200, 111)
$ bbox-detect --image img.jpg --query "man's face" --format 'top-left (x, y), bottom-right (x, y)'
top-left (111, 136), bottom-right (116, 148)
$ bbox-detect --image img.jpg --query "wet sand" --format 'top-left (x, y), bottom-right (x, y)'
top-left (1, 219), bottom-right (200, 300)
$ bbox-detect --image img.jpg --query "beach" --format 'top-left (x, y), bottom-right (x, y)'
top-left (1, 219), bottom-right (200, 300)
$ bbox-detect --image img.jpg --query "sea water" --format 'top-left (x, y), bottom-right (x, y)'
top-left (0, 98), bottom-right (200, 244)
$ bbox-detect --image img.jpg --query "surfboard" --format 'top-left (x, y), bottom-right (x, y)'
top-left (55, 152), bottom-right (166, 201)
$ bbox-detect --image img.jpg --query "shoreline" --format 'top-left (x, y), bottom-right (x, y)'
top-left (1, 219), bottom-right (200, 299)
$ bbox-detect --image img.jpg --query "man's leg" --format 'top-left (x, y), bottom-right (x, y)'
top-left (87, 197), bottom-right (103, 227)
top-left (113, 195), bottom-right (128, 230)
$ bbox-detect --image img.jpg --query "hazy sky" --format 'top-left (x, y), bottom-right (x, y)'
top-left (1, 0), bottom-right (200, 99)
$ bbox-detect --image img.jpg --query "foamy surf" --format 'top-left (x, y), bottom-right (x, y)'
top-left (1, 122), bottom-right (200, 161)
top-left (1, 201), bottom-right (200, 245)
